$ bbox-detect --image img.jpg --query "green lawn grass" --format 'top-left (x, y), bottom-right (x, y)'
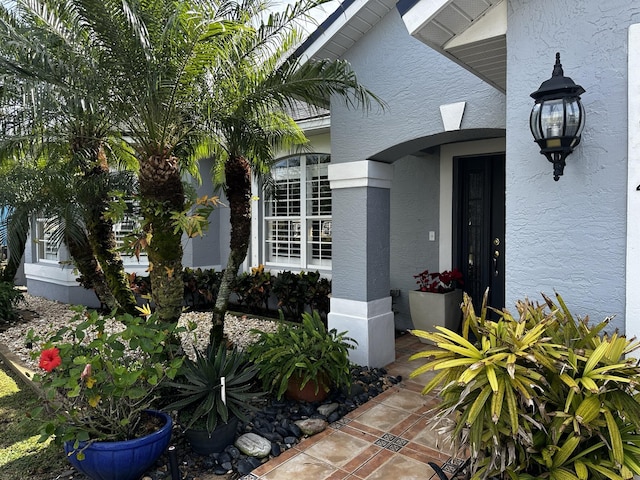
top-left (0, 361), bottom-right (67, 480)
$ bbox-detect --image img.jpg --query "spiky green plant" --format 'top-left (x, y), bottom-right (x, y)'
top-left (410, 291), bottom-right (640, 480)
top-left (164, 343), bottom-right (261, 435)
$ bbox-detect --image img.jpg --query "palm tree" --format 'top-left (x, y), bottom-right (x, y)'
top-left (0, 160), bottom-right (129, 310)
top-left (203, 1), bottom-right (383, 344)
top-left (0, 1), bottom-right (138, 312)
top-left (57, 0), bottom-right (244, 322)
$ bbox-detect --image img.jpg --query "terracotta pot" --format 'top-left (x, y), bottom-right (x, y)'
top-left (285, 372), bottom-right (330, 402)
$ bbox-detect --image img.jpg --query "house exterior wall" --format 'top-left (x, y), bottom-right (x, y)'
top-left (505, 0), bottom-right (640, 331)
top-left (329, 8), bottom-right (505, 165)
top-left (326, 7), bottom-right (505, 338)
top-left (390, 153), bottom-right (439, 331)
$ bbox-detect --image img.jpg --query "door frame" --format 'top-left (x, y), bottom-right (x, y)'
top-left (438, 139), bottom-right (506, 270)
top-left (452, 153), bottom-right (505, 311)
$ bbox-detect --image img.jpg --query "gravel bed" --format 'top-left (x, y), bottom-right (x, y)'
top-left (0, 294), bottom-right (278, 369)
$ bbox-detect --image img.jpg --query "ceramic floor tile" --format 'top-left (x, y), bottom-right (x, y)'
top-left (352, 402), bottom-right (411, 432)
top-left (351, 448), bottom-right (395, 478)
top-left (379, 388), bottom-right (429, 412)
top-left (262, 452), bottom-right (338, 480)
top-left (362, 452), bottom-right (435, 480)
top-left (302, 429), bottom-right (373, 468)
top-left (405, 418), bottom-right (456, 455)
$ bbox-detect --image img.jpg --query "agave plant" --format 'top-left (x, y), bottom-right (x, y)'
top-left (164, 343), bottom-right (261, 435)
top-left (410, 291), bottom-right (640, 480)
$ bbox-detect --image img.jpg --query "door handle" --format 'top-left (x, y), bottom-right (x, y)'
top-left (493, 249), bottom-right (500, 277)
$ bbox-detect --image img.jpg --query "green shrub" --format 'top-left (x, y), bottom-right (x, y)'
top-left (410, 292), bottom-right (640, 480)
top-left (0, 281), bottom-right (24, 323)
top-left (247, 311), bottom-right (355, 399)
top-left (164, 343), bottom-right (261, 434)
top-left (231, 265), bottom-right (271, 313)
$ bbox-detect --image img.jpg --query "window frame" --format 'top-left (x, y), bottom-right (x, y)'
top-left (263, 153), bottom-right (332, 271)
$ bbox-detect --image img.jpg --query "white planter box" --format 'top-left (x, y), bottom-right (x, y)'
top-left (409, 289), bottom-right (463, 343)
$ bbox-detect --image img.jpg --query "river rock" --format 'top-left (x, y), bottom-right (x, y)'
top-left (317, 403), bottom-right (339, 417)
top-left (295, 418), bottom-right (328, 436)
top-left (234, 433), bottom-right (271, 458)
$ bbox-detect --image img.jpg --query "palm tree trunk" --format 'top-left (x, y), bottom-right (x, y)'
top-left (83, 155), bottom-right (137, 314)
top-left (211, 155), bottom-right (252, 346)
top-left (138, 154), bottom-right (185, 323)
top-left (65, 230), bottom-right (120, 311)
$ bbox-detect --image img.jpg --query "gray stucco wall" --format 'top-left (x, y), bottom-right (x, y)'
top-left (183, 158), bottom-right (223, 269)
top-left (506, 0), bottom-right (640, 331)
top-left (332, 186), bottom-right (391, 301)
top-left (327, 6), bottom-right (505, 325)
top-left (390, 153), bottom-right (440, 331)
top-left (330, 8), bottom-right (505, 164)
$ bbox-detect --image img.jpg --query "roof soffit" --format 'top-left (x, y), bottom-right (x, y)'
top-left (400, 0), bottom-right (507, 92)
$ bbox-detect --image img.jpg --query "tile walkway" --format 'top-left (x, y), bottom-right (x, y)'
top-left (241, 333), bottom-right (466, 480)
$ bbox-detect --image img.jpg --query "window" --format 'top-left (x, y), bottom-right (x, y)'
top-left (113, 205), bottom-right (146, 260)
top-left (265, 154), bottom-right (331, 269)
top-left (35, 205), bottom-right (144, 262)
top-left (35, 218), bottom-right (60, 261)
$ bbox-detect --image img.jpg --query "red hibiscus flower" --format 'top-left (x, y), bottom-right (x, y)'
top-left (39, 347), bottom-right (62, 372)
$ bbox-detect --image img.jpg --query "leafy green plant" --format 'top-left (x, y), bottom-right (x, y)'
top-left (0, 281), bottom-right (24, 323)
top-left (271, 270), bottom-right (303, 319)
top-left (164, 343), bottom-right (261, 435)
top-left (299, 271), bottom-right (331, 319)
top-left (232, 265), bottom-right (272, 313)
top-left (30, 310), bottom-right (183, 455)
top-left (410, 291), bottom-right (640, 480)
top-left (183, 268), bottom-right (222, 309)
top-left (247, 310), bottom-right (356, 399)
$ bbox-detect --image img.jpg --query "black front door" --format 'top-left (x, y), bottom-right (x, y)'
top-left (454, 154), bottom-right (505, 312)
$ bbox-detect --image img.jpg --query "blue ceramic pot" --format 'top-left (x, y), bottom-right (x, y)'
top-left (64, 410), bottom-right (172, 480)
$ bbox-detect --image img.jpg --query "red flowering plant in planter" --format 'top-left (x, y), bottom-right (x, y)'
top-left (414, 268), bottom-right (464, 293)
top-left (29, 308), bottom-right (184, 458)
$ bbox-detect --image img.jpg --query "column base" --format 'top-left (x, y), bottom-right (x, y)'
top-left (328, 297), bottom-right (395, 368)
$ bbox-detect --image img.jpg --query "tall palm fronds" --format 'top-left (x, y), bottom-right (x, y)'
top-left (0, 0), bottom-right (138, 312)
top-left (0, 160), bottom-right (136, 310)
top-left (43, 0), bottom-right (245, 322)
top-left (201, 0), bottom-right (384, 344)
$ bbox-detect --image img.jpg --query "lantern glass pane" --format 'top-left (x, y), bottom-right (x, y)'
top-left (540, 99), bottom-right (564, 138)
top-left (530, 103), bottom-right (542, 140)
top-left (564, 98), bottom-right (582, 138)
top-left (576, 101), bottom-right (586, 136)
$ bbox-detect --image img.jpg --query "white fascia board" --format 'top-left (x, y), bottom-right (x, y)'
top-left (297, 114), bottom-right (331, 133)
top-left (401, 0), bottom-right (451, 38)
top-left (445, 0), bottom-right (506, 49)
top-left (300, 0), bottom-right (381, 62)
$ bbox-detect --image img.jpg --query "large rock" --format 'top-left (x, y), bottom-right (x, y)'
top-left (295, 418), bottom-right (328, 436)
top-left (317, 403), bottom-right (339, 417)
top-left (234, 433), bottom-right (272, 458)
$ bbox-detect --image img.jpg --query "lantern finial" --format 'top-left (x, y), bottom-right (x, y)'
top-left (552, 52), bottom-right (563, 77)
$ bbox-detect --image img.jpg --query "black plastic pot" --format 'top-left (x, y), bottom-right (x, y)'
top-left (184, 416), bottom-right (239, 455)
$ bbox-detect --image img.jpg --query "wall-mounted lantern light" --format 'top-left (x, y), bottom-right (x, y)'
top-left (530, 53), bottom-right (586, 181)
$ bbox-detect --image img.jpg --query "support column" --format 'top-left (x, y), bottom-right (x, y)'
top-left (327, 161), bottom-right (395, 367)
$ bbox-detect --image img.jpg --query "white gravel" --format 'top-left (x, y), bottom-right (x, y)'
top-left (0, 293), bottom-right (278, 370)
